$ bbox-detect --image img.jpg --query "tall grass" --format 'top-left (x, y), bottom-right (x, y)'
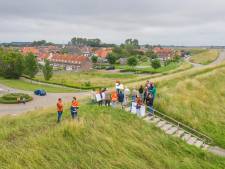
top-left (189, 50), bottom-right (219, 65)
top-left (0, 105), bottom-right (224, 168)
top-left (155, 65), bottom-right (225, 147)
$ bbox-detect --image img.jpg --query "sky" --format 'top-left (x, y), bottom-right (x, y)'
top-left (0, 0), bottom-right (225, 45)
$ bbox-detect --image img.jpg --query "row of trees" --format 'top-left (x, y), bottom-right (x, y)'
top-left (71, 37), bottom-right (101, 47)
top-left (0, 49), bottom-right (53, 80)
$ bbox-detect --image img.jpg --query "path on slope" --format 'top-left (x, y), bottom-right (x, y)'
top-left (0, 84), bottom-right (89, 116)
top-left (186, 50), bottom-right (225, 68)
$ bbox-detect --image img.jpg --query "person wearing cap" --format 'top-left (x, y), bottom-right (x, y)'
top-left (71, 97), bottom-right (79, 119)
top-left (57, 98), bottom-right (63, 123)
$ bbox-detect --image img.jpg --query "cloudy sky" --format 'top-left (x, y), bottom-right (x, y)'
top-left (0, 0), bottom-right (225, 45)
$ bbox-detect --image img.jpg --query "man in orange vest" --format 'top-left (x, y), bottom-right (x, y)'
top-left (71, 97), bottom-right (79, 119)
top-left (57, 98), bottom-right (63, 123)
top-left (111, 91), bottom-right (118, 108)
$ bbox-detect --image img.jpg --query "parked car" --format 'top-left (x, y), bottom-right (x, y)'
top-left (34, 89), bottom-right (47, 96)
top-left (105, 65), bottom-right (115, 70)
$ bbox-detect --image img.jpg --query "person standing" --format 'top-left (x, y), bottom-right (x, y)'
top-left (97, 89), bottom-right (103, 106)
top-left (138, 85), bottom-right (144, 100)
top-left (111, 91), bottom-right (118, 108)
top-left (105, 89), bottom-right (111, 106)
top-left (57, 98), bottom-right (63, 123)
top-left (115, 80), bottom-right (120, 94)
top-left (71, 97), bottom-right (79, 119)
top-left (118, 91), bottom-right (125, 109)
top-left (143, 86), bottom-right (148, 103)
top-left (124, 86), bottom-right (130, 105)
top-left (146, 93), bottom-right (154, 115)
top-left (136, 96), bottom-right (143, 117)
top-left (149, 82), bottom-right (157, 102)
top-left (131, 88), bottom-right (138, 102)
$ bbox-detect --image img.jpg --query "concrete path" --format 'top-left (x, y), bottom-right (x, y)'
top-left (186, 50), bottom-right (225, 68)
top-left (0, 84), bottom-right (89, 116)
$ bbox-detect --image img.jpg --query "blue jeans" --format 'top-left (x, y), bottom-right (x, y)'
top-left (149, 106), bottom-right (154, 115)
top-left (57, 112), bottom-right (63, 122)
top-left (132, 96), bottom-right (136, 102)
top-left (71, 107), bottom-right (78, 119)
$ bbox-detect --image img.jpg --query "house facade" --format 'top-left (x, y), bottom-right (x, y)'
top-left (153, 47), bottom-right (174, 60)
top-left (50, 54), bottom-right (92, 71)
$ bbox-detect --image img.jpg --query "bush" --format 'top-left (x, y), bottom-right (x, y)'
top-left (151, 59), bottom-right (161, 69)
top-left (0, 93), bottom-right (33, 104)
top-left (127, 56), bottom-right (138, 67)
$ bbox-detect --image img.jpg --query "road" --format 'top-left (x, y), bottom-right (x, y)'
top-left (186, 50), bottom-right (225, 68)
top-left (0, 84), bottom-right (89, 116)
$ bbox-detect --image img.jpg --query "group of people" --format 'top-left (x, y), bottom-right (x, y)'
top-left (56, 97), bottom-right (79, 123)
top-left (92, 80), bottom-right (157, 115)
top-left (16, 96), bottom-right (26, 104)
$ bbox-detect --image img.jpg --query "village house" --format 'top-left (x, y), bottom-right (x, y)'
top-left (49, 54), bottom-right (92, 71)
top-left (153, 47), bottom-right (174, 61)
top-left (94, 48), bottom-right (112, 61)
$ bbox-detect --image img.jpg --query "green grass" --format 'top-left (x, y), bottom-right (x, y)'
top-left (0, 93), bottom-right (32, 104)
top-left (34, 71), bottom-right (147, 89)
top-left (0, 77), bottom-right (76, 93)
top-left (0, 104), bottom-right (224, 169)
top-left (116, 62), bottom-right (181, 74)
top-left (153, 63), bottom-right (225, 148)
top-left (189, 50), bottom-right (219, 65)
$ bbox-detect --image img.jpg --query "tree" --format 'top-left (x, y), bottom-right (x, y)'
top-left (91, 56), bottom-right (98, 64)
top-left (146, 50), bottom-right (157, 59)
top-left (71, 37), bottom-right (102, 47)
top-left (125, 38), bottom-right (139, 49)
top-left (127, 56), bottom-right (138, 67)
top-left (151, 59), bottom-right (161, 69)
top-left (106, 53), bottom-right (116, 64)
top-left (0, 49), bottom-right (24, 79)
top-left (42, 59), bottom-right (53, 81)
top-left (24, 53), bottom-right (39, 78)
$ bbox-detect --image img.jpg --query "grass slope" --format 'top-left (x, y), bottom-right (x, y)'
top-left (189, 50), bottom-right (219, 65)
top-left (35, 71), bottom-right (139, 89)
top-left (154, 64), bottom-right (225, 148)
top-left (0, 77), bottom-right (75, 93)
top-left (0, 105), bottom-right (225, 169)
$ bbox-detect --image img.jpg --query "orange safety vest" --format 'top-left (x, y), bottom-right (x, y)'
top-left (72, 100), bottom-right (79, 107)
top-left (111, 92), bottom-right (118, 101)
top-left (57, 101), bottom-right (63, 112)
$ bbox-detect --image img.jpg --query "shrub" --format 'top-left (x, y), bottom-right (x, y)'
top-left (0, 93), bottom-right (33, 104)
top-left (127, 56), bottom-right (138, 67)
top-left (151, 59), bottom-right (161, 69)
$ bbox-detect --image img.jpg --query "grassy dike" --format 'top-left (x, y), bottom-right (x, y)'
top-left (0, 104), bottom-right (225, 169)
top-left (189, 50), bottom-right (219, 65)
top-left (154, 64), bottom-right (225, 148)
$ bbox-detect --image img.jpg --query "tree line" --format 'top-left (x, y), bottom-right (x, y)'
top-left (0, 48), bottom-right (53, 80)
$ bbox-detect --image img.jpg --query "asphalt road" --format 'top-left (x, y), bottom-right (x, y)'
top-left (0, 84), bottom-right (89, 116)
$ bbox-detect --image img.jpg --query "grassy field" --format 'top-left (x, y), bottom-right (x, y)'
top-left (149, 63), bottom-right (225, 148)
top-left (189, 50), bottom-right (219, 65)
top-left (0, 77), bottom-right (76, 93)
top-left (0, 104), bottom-right (225, 169)
top-left (115, 61), bottom-right (181, 74)
top-left (34, 61), bottom-right (192, 90)
top-left (35, 71), bottom-right (149, 89)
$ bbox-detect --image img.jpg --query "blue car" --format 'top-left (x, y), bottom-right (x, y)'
top-left (34, 89), bottom-right (47, 96)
